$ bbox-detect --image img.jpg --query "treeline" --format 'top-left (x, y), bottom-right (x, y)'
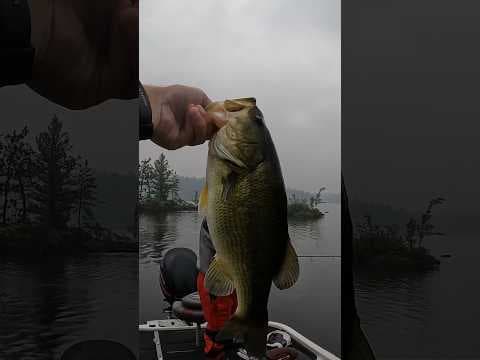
top-left (354, 197), bottom-right (446, 270)
top-left (138, 154), bottom-right (194, 211)
top-left (0, 116), bottom-right (96, 229)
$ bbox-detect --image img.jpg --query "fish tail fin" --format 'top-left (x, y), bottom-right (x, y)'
top-left (216, 315), bottom-right (267, 357)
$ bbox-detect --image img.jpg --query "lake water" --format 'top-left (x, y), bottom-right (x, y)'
top-left (0, 203), bottom-right (341, 359)
top-left (0, 253), bottom-right (138, 360)
top-left (139, 203), bottom-right (341, 357)
top-left (355, 223), bottom-right (480, 359)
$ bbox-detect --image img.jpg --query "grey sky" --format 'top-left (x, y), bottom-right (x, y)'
top-left (0, 86), bottom-right (137, 175)
top-left (140, 0), bottom-right (340, 193)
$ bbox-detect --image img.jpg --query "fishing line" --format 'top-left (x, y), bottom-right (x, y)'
top-left (298, 255), bottom-right (341, 258)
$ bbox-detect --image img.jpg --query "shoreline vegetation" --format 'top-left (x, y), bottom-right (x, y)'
top-left (138, 154), bottom-right (196, 213)
top-left (353, 197), bottom-right (446, 272)
top-left (0, 117), bottom-right (135, 256)
top-left (287, 188), bottom-right (326, 220)
top-left (138, 154), bottom-right (328, 220)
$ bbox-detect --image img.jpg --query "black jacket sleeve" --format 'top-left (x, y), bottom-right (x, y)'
top-left (139, 83), bottom-right (153, 141)
top-left (0, 0), bottom-right (35, 86)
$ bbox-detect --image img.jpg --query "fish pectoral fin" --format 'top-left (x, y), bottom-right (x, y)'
top-left (273, 239), bottom-right (300, 290)
top-left (198, 184), bottom-right (208, 217)
top-left (205, 256), bottom-right (235, 296)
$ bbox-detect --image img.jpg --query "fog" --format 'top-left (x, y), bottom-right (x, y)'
top-left (140, 0), bottom-right (340, 193)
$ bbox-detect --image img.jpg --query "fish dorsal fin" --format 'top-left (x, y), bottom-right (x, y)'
top-left (273, 239), bottom-right (299, 290)
top-left (205, 256), bottom-right (235, 296)
top-left (198, 184), bottom-right (208, 218)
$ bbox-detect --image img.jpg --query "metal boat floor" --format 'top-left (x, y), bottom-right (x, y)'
top-left (140, 328), bottom-right (315, 360)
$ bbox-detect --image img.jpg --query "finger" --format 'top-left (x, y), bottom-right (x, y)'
top-left (195, 105), bottom-right (210, 144)
top-left (197, 105), bottom-right (216, 141)
top-left (197, 103), bottom-right (227, 129)
top-left (197, 106), bottom-right (218, 139)
top-left (201, 92), bottom-right (212, 108)
top-left (187, 105), bottom-right (207, 146)
top-left (209, 111), bottom-right (228, 130)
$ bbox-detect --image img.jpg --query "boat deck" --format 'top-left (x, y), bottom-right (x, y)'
top-left (140, 326), bottom-right (321, 360)
top-left (140, 328), bottom-right (204, 359)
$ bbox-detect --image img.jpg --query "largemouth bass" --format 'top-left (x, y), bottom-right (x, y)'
top-left (198, 97), bottom-right (299, 357)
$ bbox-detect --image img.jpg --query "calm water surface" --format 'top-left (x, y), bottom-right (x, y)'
top-left (355, 225), bottom-right (480, 358)
top-left (139, 203), bottom-right (341, 357)
top-left (0, 253), bottom-right (138, 360)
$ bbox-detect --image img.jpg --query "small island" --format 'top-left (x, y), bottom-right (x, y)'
top-left (353, 198), bottom-right (446, 271)
top-left (138, 155), bottom-right (197, 213)
top-left (287, 188), bottom-right (326, 220)
top-left (0, 117), bottom-right (136, 257)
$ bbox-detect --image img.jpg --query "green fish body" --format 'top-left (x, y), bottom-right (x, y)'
top-left (199, 98), bottom-right (299, 357)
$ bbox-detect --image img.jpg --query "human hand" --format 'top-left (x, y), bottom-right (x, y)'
top-left (144, 85), bottom-right (225, 150)
top-left (27, 0), bottom-right (138, 109)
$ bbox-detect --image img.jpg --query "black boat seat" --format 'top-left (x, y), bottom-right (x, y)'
top-left (159, 248), bottom-right (199, 305)
top-left (182, 292), bottom-right (203, 310)
top-left (172, 292), bottom-right (205, 324)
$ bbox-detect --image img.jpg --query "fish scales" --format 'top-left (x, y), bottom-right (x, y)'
top-left (199, 98), bottom-right (299, 356)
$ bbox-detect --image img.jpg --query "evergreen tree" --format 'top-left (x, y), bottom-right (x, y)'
top-left (140, 153), bottom-right (180, 205)
top-left (75, 159), bottom-right (97, 228)
top-left (151, 153), bottom-right (173, 202)
top-left (138, 158), bottom-right (154, 202)
top-left (0, 133), bottom-right (8, 224)
top-left (406, 218), bottom-right (417, 250)
top-left (168, 171), bottom-right (180, 200)
top-left (31, 116), bottom-right (79, 228)
top-left (0, 127), bottom-right (34, 224)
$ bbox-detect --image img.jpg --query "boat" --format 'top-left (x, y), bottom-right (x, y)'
top-left (139, 248), bottom-right (340, 360)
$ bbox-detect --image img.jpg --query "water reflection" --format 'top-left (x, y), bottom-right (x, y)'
top-left (0, 254), bottom-right (137, 360)
top-left (355, 270), bottom-right (433, 327)
top-left (354, 245), bottom-right (480, 358)
top-left (139, 211), bottom-right (203, 264)
top-left (139, 212), bottom-right (172, 263)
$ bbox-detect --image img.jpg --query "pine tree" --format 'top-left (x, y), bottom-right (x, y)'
top-left (138, 158), bottom-right (154, 202)
top-left (31, 116), bottom-right (79, 228)
top-left (0, 127), bottom-right (34, 224)
top-left (75, 159), bottom-right (97, 228)
top-left (151, 153), bottom-right (172, 202)
top-left (168, 171), bottom-right (180, 201)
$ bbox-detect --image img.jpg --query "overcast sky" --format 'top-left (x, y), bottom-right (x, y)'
top-left (0, 86), bottom-right (137, 175)
top-left (140, 0), bottom-right (340, 193)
